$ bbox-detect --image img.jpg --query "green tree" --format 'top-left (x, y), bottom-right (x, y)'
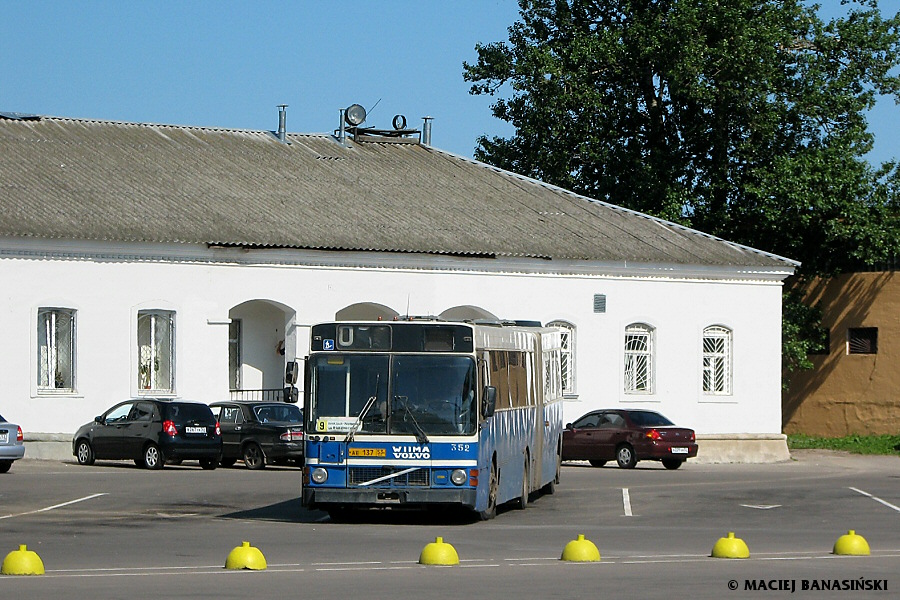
top-left (465, 0), bottom-right (900, 371)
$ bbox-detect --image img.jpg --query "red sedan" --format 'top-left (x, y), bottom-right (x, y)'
top-left (562, 409), bottom-right (698, 469)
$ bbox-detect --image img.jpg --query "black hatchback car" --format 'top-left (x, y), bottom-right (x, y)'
top-left (73, 399), bottom-right (222, 469)
top-left (209, 401), bottom-right (304, 469)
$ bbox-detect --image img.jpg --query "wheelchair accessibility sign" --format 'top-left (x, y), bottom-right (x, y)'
top-left (323, 339), bottom-right (335, 350)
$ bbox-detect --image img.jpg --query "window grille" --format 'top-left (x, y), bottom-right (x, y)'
top-left (702, 326), bottom-right (732, 395)
top-left (37, 308), bottom-right (76, 392)
top-left (847, 327), bottom-right (877, 354)
top-left (624, 323), bottom-right (653, 393)
top-left (547, 321), bottom-right (576, 395)
top-left (138, 310), bottom-right (175, 393)
top-left (593, 294), bottom-right (606, 313)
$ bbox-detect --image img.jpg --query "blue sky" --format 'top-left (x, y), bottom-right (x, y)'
top-left (1, 1), bottom-right (896, 165)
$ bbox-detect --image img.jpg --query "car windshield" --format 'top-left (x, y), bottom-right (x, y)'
top-left (0, 413), bottom-right (6, 422)
top-left (253, 404), bottom-right (302, 423)
top-left (628, 411), bottom-right (674, 427)
top-left (308, 354), bottom-right (477, 436)
top-left (163, 403), bottom-right (215, 425)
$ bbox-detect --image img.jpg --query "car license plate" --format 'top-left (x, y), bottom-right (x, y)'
top-left (671, 447), bottom-right (689, 454)
top-left (0, 432), bottom-right (7, 444)
top-left (349, 448), bottom-right (385, 457)
top-left (185, 426), bottom-right (206, 434)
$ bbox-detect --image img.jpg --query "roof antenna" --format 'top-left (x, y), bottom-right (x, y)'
top-left (367, 98), bottom-right (382, 121)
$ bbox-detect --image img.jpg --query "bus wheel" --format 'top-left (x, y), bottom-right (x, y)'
top-left (517, 458), bottom-right (529, 510)
top-left (478, 461), bottom-right (498, 521)
top-left (542, 447), bottom-right (561, 495)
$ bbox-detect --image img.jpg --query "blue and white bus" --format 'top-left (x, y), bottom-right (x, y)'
top-left (301, 318), bottom-right (564, 519)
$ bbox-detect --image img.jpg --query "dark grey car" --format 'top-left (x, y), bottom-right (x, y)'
top-left (209, 401), bottom-right (304, 469)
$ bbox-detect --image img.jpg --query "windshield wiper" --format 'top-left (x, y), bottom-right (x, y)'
top-left (344, 375), bottom-right (380, 444)
top-left (395, 395), bottom-right (430, 444)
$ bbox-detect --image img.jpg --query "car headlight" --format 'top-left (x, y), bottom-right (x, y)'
top-left (311, 467), bottom-right (328, 484)
top-left (450, 469), bottom-right (468, 486)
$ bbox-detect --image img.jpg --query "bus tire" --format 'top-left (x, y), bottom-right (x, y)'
top-left (478, 460), bottom-right (498, 521)
top-left (517, 457), bottom-right (529, 510)
top-left (542, 444), bottom-right (561, 495)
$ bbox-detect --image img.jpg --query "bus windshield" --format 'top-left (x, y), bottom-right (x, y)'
top-left (308, 354), bottom-right (477, 436)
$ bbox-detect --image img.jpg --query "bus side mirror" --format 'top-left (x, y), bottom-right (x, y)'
top-left (482, 386), bottom-right (497, 418)
top-left (285, 361), bottom-right (299, 385)
top-left (283, 386), bottom-right (299, 404)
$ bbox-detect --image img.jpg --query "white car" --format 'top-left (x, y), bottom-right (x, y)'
top-left (0, 413), bottom-right (25, 473)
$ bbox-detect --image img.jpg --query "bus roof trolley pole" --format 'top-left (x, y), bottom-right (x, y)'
top-left (303, 320), bottom-right (565, 521)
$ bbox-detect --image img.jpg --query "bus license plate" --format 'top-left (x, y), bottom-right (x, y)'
top-left (671, 447), bottom-right (689, 454)
top-left (349, 448), bottom-right (386, 457)
top-left (185, 426), bottom-right (206, 434)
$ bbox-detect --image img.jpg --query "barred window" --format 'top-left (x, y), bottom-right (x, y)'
top-left (847, 327), bottom-right (877, 355)
top-left (703, 326), bottom-right (732, 395)
top-left (624, 323), bottom-right (653, 393)
top-left (138, 310), bottom-right (175, 393)
top-left (547, 321), bottom-right (576, 395)
top-left (37, 308), bottom-right (76, 392)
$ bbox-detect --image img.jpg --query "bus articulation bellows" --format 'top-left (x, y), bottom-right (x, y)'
top-left (301, 319), bottom-right (564, 520)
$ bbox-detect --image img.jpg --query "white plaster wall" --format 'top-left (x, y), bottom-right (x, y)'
top-left (1, 241), bottom-right (786, 436)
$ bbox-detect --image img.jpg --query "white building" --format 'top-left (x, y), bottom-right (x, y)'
top-left (0, 112), bottom-right (797, 461)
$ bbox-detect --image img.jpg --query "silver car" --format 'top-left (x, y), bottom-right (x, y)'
top-left (0, 413), bottom-right (25, 473)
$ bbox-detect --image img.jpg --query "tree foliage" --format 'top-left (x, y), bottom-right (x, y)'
top-left (464, 0), bottom-right (900, 371)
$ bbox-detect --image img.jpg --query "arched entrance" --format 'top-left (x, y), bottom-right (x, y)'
top-left (438, 305), bottom-right (500, 322)
top-left (228, 299), bottom-right (296, 402)
top-left (336, 302), bottom-right (399, 321)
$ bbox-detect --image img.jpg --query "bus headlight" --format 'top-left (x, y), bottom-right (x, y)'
top-left (311, 468), bottom-right (328, 484)
top-left (450, 469), bottom-right (468, 486)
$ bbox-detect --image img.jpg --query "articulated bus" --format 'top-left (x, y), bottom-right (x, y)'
top-left (301, 319), bottom-right (564, 519)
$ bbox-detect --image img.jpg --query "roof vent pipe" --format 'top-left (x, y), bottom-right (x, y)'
top-left (421, 116), bottom-right (433, 146)
top-left (339, 109), bottom-right (346, 143)
top-left (277, 104), bottom-right (288, 142)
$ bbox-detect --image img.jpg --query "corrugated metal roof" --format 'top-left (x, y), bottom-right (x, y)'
top-left (0, 115), bottom-right (796, 268)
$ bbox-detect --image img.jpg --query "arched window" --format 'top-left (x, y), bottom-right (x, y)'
top-left (37, 307), bottom-right (76, 393)
top-left (703, 325), bottom-right (732, 395)
top-left (547, 321), bottom-right (576, 396)
top-left (624, 323), bottom-right (654, 393)
top-left (138, 310), bottom-right (175, 393)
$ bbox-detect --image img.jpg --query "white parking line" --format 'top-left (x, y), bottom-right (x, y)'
top-left (0, 493), bottom-right (107, 520)
top-left (622, 488), bottom-right (633, 517)
top-left (24, 550), bottom-right (900, 579)
top-left (849, 487), bottom-right (900, 513)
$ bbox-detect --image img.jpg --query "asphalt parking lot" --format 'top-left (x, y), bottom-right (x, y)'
top-left (1, 451), bottom-right (898, 599)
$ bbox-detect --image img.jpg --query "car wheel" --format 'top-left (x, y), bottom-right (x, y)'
top-left (615, 444), bottom-right (637, 469)
top-left (242, 443), bottom-right (265, 470)
top-left (220, 457), bottom-right (237, 468)
top-left (0, 460), bottom-right (11, 473)
top-left (199, 458), bottom-right (218, 470)
top-left (588, 459), bottom-right (607, 468)
top-left (662, 459), bottom-right (683, 470)
top-left (143, 443), bottom-right (165, 470)
top-left (478, 459), bottom-right (498, 520)
top-left (76, 439), bottom-right (95, 466)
